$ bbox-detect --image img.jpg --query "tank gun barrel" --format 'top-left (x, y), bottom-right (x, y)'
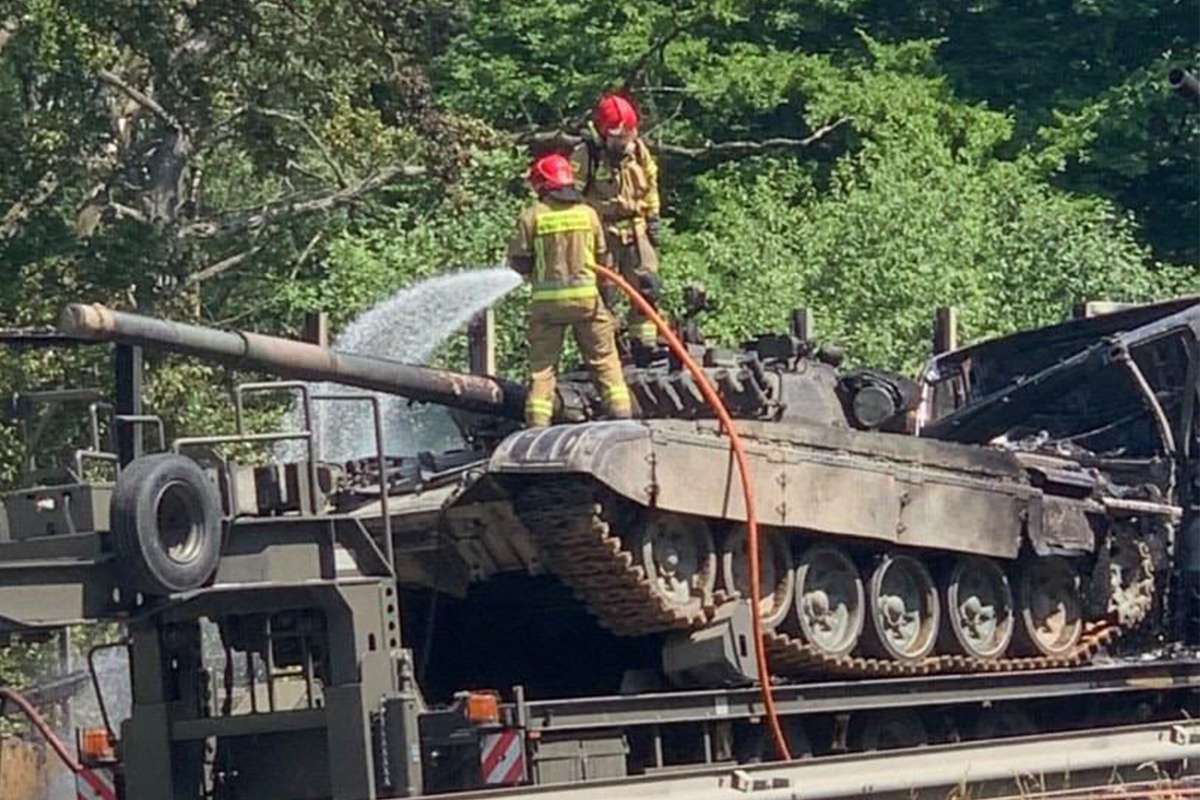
top-left (59, 303), bottom-right (527, 420)
top-left (1169, 68), bottom-right (1199, 105)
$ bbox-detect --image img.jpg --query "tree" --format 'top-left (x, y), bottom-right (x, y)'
top-left (0, 0), bottom-right (482, 481)
top-left (0, 0), bottom-right (476, 318)
top-left (663, 36), bottom-right (1193, 370)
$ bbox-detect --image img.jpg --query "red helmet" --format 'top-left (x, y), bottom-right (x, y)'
top-left (594, 94), bottom-right (639, 136)
top-left (528, 153), bottom-right (575, 192)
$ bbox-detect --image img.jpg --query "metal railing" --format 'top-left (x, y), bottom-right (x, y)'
top-left (171, 380), bottom-right (394, 570)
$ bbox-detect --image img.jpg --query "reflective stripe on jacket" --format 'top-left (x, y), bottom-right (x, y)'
top-left (507, 199), bottom-right (607, 304)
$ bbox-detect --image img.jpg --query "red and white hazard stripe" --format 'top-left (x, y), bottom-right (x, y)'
top-left (480, 729), bottom-right (525, 786)
top-left (76, 766), bottom-right (117, 800)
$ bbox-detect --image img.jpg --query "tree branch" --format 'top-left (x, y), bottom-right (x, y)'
top-left (295, 231), bottom-right (323, 267)
top-left (619, 19), bottom-right (689, 92)
top-left (109, 202), bottom-right (150, 224)
top-left (184, 246), bottom-right (264, 287)
top-left (0, 17), bottom-right (18, 53)
top-left (255, 107), bottom-right (349, 188)
top-left (96, 69), bottom-right (183, 131)
top-left (179, 162), bottom-right (426, 239)
top-left (655, 117), bottom-right (851, 158)
top-left (514, 117), bottom-right (852, 159)
top-left (1, 171), bottom-right (60, 242)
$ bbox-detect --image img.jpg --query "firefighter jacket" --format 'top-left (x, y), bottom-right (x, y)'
top-left (506, 196), bottom-right (607, 305)
top-left (577, 138), bottom-right (660, 228)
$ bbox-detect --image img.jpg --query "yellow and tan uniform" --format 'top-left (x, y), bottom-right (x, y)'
top-left (507, 197), bottom-right (632, 427)
top-left (576, 138), bottom-right (661, 346)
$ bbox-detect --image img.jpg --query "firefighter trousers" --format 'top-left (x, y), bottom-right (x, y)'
top-left (526, 298), bottom-right (632, 426)
top-left (606, 222), bottom-right (660, 347)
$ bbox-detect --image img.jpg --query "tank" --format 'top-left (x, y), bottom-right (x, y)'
top-left (58, 298), bottom-right (1200, 685)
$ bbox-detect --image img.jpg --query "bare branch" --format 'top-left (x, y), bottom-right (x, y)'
top-left (513, 129), bottom-right (584, 153)
top-left (185, 246), bottom-right (264, 287)
top-left (295, 231), bottom-right (324, 267)
top-left (0, 17), bottom-right (18, 53)
top-left (211, 232), bottom-right (320, 326)
top-left (1, 171), bottom-right (60, 242)
top-left (168, 31), bottom-right (219, 69)
top-left (513, 117), bottom-right (851, 160)
top-left (179, 162), bottom-right (426, 240)
top-left (619, 19), bottom-right (689, 93)
top-left (96, 69), bottom-right (183, 131)
top-left (255, 107), bottom-right (349, 188)
top-left (109, 202), bottom-right (150, 224)
top-left (655, 118), bottom-right (851, 158)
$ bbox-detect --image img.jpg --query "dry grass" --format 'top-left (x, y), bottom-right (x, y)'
top-left (941, 764), bottom-right (1200, 799)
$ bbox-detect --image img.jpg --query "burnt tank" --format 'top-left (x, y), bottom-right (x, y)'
top-left (57, 298), bottom-right (1199, 684)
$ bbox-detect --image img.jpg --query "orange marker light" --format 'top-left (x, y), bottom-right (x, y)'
top-left (463, 692), bottom-right (500, 725)
top-left (78, 727), bottom-right (115, 763)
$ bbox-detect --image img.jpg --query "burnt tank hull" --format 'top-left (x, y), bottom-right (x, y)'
top-left (488, 420), bottom-right (1033, 560)
top-left (373, 301), bottom-right (1196, 678)
top-left (390, 415), bottom-right (1162, 679)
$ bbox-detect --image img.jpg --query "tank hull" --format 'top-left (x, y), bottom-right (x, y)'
top-left (357, 416), bottom-right (1167, 681)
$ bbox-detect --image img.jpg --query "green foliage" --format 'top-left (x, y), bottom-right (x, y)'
top-left (664, 36), bottom-right (1193, 370)
top-left (669, 155), bottom-right (1188, 372)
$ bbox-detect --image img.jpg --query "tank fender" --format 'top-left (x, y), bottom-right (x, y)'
top-left (488, 422), bottom-right (656, 505)
top-left (490, 420), bottom-right (1035, 560)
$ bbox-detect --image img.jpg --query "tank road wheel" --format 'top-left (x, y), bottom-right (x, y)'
top-left (941, 557), bottom-right (1015, 660)
top-left (111, 454), bottom-right (223, 596)
top-left (636, 515), bottom-right (717, 613)
top-left (1014, 556), bottom-right (1082, 658)
top-left (865, 554), bottom-right (940, 662)
top-left (792, 546), bottom-right (865, 658)
top-left (720, 525), bottom-right (795, 629)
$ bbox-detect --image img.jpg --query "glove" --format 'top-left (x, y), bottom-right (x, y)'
top-left (637, 272), bottom-right (663, 306)
top-left (645, 216), bottom-right (662, 247)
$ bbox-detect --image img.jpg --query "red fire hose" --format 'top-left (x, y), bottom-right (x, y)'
top-left (591, 264), bottom-right (791, 761)
top-left (0, 687), bottom-right (117, 798)
top-left (0, 687), bottom-right (85, 772)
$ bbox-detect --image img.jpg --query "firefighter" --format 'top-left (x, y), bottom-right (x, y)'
top-left (507, 153), bottom-right (632, 427)
top-left (576, 93), bottom-right (663, 350)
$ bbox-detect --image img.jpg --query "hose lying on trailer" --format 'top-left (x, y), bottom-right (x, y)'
top-left (590, 263), bottom-right (792, 761)
top-left (0, 686), bottom-right (115, 798)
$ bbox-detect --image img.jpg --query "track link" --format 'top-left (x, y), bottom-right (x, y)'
top-left (515, 480), bottom-right (1133, 678)
top-left (517, 482), bottom-right (706, 636)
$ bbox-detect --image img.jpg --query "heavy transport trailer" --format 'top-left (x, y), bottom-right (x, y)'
top-left (0, 529), bottom-right (1197, 799)
top-left (5, 649), bottom-right (1200, 800)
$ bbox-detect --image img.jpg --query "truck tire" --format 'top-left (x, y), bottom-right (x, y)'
top-left (111, 454), bottom-right (223, 595)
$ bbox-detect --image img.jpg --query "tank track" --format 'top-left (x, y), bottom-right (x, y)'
top-left (517, 482), bottom-right (708, 636)
top-left (516, 480), bottom-right (1134, 679)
